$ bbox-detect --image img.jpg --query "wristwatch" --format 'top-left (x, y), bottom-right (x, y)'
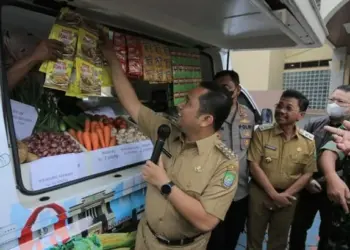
top-left (160, 181), bottom-right (174, 196)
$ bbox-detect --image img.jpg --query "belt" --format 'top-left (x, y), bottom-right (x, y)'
top-left (146, 222), bottom-right (201, 246)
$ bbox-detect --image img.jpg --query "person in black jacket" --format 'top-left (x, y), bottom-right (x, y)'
top-left (289, 85), bottom-right (350, 250)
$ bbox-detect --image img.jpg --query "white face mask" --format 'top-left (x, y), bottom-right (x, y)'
top-left (326, 103), bottom-right (347, 119)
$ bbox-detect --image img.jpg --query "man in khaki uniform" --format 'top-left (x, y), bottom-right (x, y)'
top-left (101, 39), bottom-right (239, 250)
top-left (207, 70), bottom-right (255, 250)
top-left (247, 89), bottom-right (317, 250)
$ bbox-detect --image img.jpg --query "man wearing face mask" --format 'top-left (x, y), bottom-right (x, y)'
top-left (289, 85), bottom-right (350, 250)
top-left (207, 70), bottom-right (255, 250)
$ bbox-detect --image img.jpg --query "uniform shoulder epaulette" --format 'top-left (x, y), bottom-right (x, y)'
top-left (258, 123), bottom-right (274, 131)
top-left (299, 129), bottom-right (314, 140)
top-left (215, 141), bottom-right (237, 160)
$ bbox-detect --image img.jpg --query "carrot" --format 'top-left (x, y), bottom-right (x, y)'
top-left (109, 137), bottom-right (116, 147)
top-left (90, 121), bottom-right (98, 132)
top-left (84, 119), bottom-right (91, 132)
top-left (82, 132), bottom-right (92, 151)
top-left (68, 129), bottom-right (77, 139)
top-left (103, 125), bottom-right (111, 148)
top-left (96, 128), bottom-right (106, 148)
top-left (91, 132), bottom-right (100, 150)
top-left (98, 121), bottom-right (104, 130)
top-left (76, 130), bottom-right (84, 145)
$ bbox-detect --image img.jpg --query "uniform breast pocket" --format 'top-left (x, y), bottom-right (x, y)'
top-left (240, 128), bottom-right (252, 150)
top-left (177, 175), bottom-right (208, 200)
top-left (287, 154), bottom-right (308, 176)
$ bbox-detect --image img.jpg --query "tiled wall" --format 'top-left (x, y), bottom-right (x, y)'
top-left (283, 70), bottom-right (331, 110)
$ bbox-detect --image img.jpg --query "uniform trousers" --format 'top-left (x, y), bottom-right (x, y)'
top-left (289, 190), bottom-right (332, 250)
top-left (206, 195), bottom-right (249, 250)
top-left (247, 182), bottom-right (298, 250)
top-left (135, 217), bottom-right (210, 250)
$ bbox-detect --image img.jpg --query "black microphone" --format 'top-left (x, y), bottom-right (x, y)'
top-left (150, 124), bottom-right (171, 164)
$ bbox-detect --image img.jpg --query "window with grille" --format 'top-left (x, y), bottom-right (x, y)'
top-left (283, 70), bottom-right (331, 110)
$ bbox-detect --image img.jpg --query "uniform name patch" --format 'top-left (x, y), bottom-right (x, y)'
top-left (223, 171), bottom-right (236, 188)
top-left (264, 144), bottom-right (277, 151)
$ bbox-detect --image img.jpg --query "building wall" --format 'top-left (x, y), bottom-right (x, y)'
top-left (230, 50), bottom-right (271, 91)
top-left (284, 44), bottom-right (333, 63)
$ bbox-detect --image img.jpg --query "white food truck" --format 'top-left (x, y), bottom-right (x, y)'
top-left (0, 0), bottom-right (326, 249)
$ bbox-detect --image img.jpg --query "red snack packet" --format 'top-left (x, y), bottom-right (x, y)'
top-left (126, 35), bottom-right (143, 78)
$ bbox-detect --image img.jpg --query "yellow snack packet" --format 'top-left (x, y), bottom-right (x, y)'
top-left (102, 66), bottom-right (112, 87)
top-left (44, 59), bottom-right (73, 92)
top-left (75, 58), bottom-right (102, 97)
top-left (76, 28), bottom-right (104, 66)
top-left (39, 24), bottom-right (78, 73)
top-left (56, 7), bottom-right (82, 28)
top-left (65, 68), bottom-right (80, 97)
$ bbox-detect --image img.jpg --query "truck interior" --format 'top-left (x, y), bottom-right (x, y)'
top-left (0, 0), bottom-right (328, 248)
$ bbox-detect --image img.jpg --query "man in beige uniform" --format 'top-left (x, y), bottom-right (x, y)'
top-left (101, 39), bottom-right (239, 250)
top-left (247, 89), bottom-right (317, 250)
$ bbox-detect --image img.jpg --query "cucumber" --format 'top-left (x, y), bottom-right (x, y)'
top-left (59, 121), bottom-right (67, 132)
top-left (62, 116), bottom-right (82, 131)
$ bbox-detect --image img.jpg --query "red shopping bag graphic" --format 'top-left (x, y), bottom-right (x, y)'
top-left (19, 203), bottom-right (70, 250)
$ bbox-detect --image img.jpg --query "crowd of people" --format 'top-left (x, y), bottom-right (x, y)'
top-left (4, 30), bottom-right (350, 250)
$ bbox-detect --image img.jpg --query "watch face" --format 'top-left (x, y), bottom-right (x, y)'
top-left (161, 184), bottom-right (172, 195)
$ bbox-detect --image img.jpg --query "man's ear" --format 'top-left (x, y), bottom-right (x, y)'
top-left (298, 111), bottom-right (306, 121)
top-left (199, 114), bottom-right (214, 128)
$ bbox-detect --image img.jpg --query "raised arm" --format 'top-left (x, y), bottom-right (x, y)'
top-left (101, 37), bottom-right (169, 141)
top-left (7, 39), bottom-right (64, 90)
top-left (101, 38), bottom-right (141, 123)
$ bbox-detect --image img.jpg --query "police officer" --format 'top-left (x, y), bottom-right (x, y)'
top-left (207, 70), bottom-right (255, 250)
top-left (289, 85), bottom-right (350, 250)
top-left (320, 121), bottom-right (350, 249)
top-left (247, 89), bottom-right (317, 250)
top-left (101, 39), bottom-right (239, 250)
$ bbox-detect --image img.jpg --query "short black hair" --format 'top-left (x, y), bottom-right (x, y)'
top-left (335, 85), bottom-right (350, 92)
top-left (198, 81), bottom-right (233, 131)
top-left (214, 70), bottom-right (240, 85)
top-left (281, 89), bottom-right (309, 112)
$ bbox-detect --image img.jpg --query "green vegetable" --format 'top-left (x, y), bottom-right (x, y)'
top-left (59, 121), bottom-right (67, 132)
top-left (76, 113), bottom-right (88, 126)
top-left (63, 116), bottom-right (82, 131)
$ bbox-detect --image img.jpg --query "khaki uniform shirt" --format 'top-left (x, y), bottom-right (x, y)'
top-left (247, 123), bottom-right (317, 190)
top-left (220, 104), bottom-right (255, 201)
top-left (137, 105), bottom-right (239, 240)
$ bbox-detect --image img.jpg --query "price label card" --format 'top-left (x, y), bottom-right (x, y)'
top-left (31, 153), bottom-right (83, 190)
top-left (10, 100), bottom-right (38, 140)
top-left (91, 147), bottom-right (122, 174)
top-left (118, 140), bottom-right (153, 166)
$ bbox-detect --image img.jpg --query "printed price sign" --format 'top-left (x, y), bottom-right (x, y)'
top-left (31, 153), bottom-right (83, 190)
top-left (118, 140), bottom-right (153, 166)
top-left (91, 147), bottom-right (122, 174)
top-left (10, 100), bottom-right (38, 140)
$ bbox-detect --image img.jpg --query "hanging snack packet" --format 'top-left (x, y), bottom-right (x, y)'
top-left (56, 7), bottom-right (82, 28)
top-left (102, 66), bottom-right (112, 87)
top-left (39, 24), bottom-right (78, 73)
top-left (113, 32), bottom-right (127, 73)
top-left (65, 68), bottom-right (80, 97)
top-left (126, 35), bottom-right (143, 78)
top-left (81, 18), bottom-right (109, 37)
top-left (75, 58), bottom-right (102, 97)
top-left (77, 28), bottom-right (104, 66)
top-left (44, 59), bottom-right (73, 91)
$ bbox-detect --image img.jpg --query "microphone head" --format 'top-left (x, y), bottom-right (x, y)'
top-left (157, 124), bottom-right (171, 140)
